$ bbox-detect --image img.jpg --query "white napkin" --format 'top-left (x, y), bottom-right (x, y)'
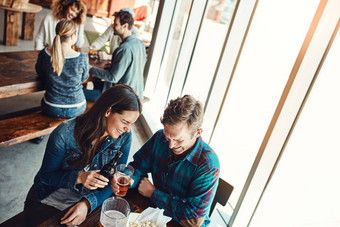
top-left (129, 207), bottom-right (172, 227)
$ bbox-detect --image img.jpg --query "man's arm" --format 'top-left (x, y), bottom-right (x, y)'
top-left (89, 48), bottom-right (132, 83)
top-left (151, 164), bottom-right (219, 226)
top-left (129, 131), bottom-right (219, 225)
top-left (129, 133), bottom-right (159, 188)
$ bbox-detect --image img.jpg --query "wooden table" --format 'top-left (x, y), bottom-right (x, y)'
top-left (38, 189), bottom-right (181, 227)
top-left (0, 51), bottom-right (41, 99)
top-left (0, 0), bottom-right (42, 45)
top-left (0, 50), bottom-right (110, 99)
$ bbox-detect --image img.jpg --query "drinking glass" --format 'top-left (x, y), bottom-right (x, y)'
top-left (71, 46), bottom-right (79, 51)
top-left (99, 196), bottom-right (130, 227)
top-left (115, 164), bottom-right (134, 197)
top-left (89, 48), bottom-right (99, 59)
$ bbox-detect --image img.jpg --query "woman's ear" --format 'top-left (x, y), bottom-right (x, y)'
top-left (105, 109), bottom-right (111, 117)
top-left (70, 33), bottom-right (76, 44)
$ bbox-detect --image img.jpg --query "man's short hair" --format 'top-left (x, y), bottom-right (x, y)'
top-left (114, 10), bottom-right (134, 29)
top-left (122, 7), bottom-right (135, 18)
top-left (161, 95), bottom-right (204, 136)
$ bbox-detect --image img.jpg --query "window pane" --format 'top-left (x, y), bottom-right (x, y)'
top-left (209, 0), bottom-right (319, 219)
top-left (143, 0), bottom-right (193, 131)
top-left (251, 25), bottom-right (340, 226)
top-left (182, 0), bottom-right (237, 104)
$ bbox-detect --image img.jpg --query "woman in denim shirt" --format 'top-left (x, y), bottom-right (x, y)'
top-left (24, 85), bottom-right (142, 226)
top-left (36, 19), bottom-right (89, 118)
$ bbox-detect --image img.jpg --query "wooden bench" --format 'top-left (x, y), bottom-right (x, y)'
top-left (0, 101), bottom-right (95, 148)
top-left (0, 96), bottom-right (149, 149)
top-left (0, 0), bottom-right (42, 45)
top-left (0, 211), bottom-right (24, 227)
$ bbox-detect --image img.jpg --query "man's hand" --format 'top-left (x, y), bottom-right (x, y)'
top-left (138, 177), bottom-right (155, 198)
top-left (60, 199), bottom-right (90, 226)
top-left (76, 170), bottom-right (109, 190)
top-left (98, 51), bottom-right (112, 60)
top-left (111, 173), bottom-right (134, 196)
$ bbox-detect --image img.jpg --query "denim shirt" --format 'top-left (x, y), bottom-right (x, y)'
top-left (33, 118), bottom-right (132, 213)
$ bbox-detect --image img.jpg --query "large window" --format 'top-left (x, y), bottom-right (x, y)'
top-left (250, 17), bottom-right (340, 226)
top-left (181, 0), bottom-right (236, 105)
top-left (209, 0), bottom-right (320, 221)
top-left (142, 0), bottom-right (340, 225)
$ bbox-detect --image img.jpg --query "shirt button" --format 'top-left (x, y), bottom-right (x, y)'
top-left (108, 140), bottom-right (110, 142)
top-left (172, 196), bottom-right (176, 199)
top-left (93, 164), bottom-right (97, 168)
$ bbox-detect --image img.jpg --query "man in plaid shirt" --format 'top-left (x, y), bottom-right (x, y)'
top-left (111, 95), bottom-right (220, 226)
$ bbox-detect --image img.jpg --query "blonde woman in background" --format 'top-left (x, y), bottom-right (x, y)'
top-left (35, 0), bottom-right (87, 50)
top-left (36, 19), bottom-right (89, 119)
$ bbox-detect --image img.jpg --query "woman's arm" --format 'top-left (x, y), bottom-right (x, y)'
top-left (75, 24), bottom-right (85, 48)
top-left (83, 132), bottom-right (132, 213)
top-left (81, 54), bottom-right (90, 82)
top-left (90, 26), bottom-right (113, 51)
top-left (38, 123), bottom-right (82, 192)
top-left (35, 50), bottom-right (45, 86)
top-left (34, 17), bottom-right (47, 50)
top-left (60, 199), bottom-right (90, 226)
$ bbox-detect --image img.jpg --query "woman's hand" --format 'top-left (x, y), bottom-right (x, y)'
top-left (77, 170), bottom-right (109, 190)
top-left (60, 199), bottom-right (90, 226)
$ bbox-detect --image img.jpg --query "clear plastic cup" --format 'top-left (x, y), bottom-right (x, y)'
top-left (99, 197), bottom-right (130, 227)
top-left (115, 164), bottom-right (134, 197)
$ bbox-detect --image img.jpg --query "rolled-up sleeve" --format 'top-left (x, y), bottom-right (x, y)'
top-left (90, 48), bottom-right (131, 83)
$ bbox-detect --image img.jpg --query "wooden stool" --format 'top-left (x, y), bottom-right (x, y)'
top-left (0, 0), bottom-right (42, 45)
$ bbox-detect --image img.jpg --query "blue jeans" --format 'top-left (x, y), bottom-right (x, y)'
top-left (41, 99), bottom-right (86, 118)
top-left (83, 89), bottom-right (102, 102)
top-left (24, 185), bottom-right (61, 227)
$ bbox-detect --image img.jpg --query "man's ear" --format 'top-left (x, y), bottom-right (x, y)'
top-left (195, 128), bottom-right (203, 138)
top-left (122, 23), bottom-right (129, 30)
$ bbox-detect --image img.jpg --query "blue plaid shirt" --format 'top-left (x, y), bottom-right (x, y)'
top-left (130, 129), bottom-right (220, 226)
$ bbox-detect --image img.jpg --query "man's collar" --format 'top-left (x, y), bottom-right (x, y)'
top-left (121, 32), bottom-right (132, 42)
top-left (185, 136), bottom-right (203, 166)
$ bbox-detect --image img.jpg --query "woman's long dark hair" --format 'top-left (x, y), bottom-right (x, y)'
top-left (71, 84), bottom-right (142, 168)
